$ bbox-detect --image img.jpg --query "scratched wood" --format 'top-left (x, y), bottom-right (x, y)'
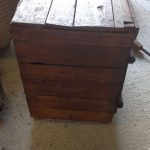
top-left (22, 79), bottom-right (120, 100)
top-left (26, 95), bottom-right (116, 113)
top-left (127, 0), bottom-right (139, 33)
top-left (19, 63), bottom-right (124, 84)
top-left (112, 0), bottom-right (134, 28)
top-left (46, 0), bottom-right (76, 26)
top-left (15, 41), bottom-right (130, 67)
top-left (74, 0), bottom-right (114, 27)
top-left (12, 0), bottom-right (53, 24)
top-left (28, 105), bottom-right (114, 123)
top-left (12, 26), bottom-right (135, 47)
top-left (11, 0), bottom-right (139, 123)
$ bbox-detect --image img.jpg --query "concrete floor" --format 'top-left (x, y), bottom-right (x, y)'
top-left (0, 0), bottom-right (150, 149)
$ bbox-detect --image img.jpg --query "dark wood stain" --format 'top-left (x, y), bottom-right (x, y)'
top-left (15, 41), bottom-right (130, 67)
top-left (11, 0), bottom-right (139, 123)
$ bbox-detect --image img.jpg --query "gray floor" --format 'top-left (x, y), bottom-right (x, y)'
top-left (0, 0), bottom-right (150, 149)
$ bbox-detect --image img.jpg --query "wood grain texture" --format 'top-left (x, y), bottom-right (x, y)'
top-left (19, 63), bottom-right (125, 84)
top-left (22, 79), bottom-right (120, 100)
top-left (112, 0), bottom-right (134, 29)
top-left (15, 42), bottom-right (130, 67)
top-left (11, 26), bottom-right (136, 47)
top-left (11, 0), bottom-right (139, 122)
top-left (26, 95), bottom-right (116, 112)
top-left (46, 0), bottom-right (76, 26)
top-left (74, 0), bottom-right (114, 27)
top-left (12, 0), bottom-right (53, 24)
top-left (28, 106), bottom-right (114, 123)
top-left (127, 0), bottom-right (139, 34)
top-left (11, 0), bottom-right (138, 33)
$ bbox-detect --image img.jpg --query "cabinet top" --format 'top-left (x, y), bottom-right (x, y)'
top-left (12, 0), bottom-right (138, 33)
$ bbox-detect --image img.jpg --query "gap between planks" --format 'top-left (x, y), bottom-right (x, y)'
top-left (72, 0), bottom-right (78, 26)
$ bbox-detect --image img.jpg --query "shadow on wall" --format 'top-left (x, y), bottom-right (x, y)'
top-left (30, 119), bottom-right (120, 150)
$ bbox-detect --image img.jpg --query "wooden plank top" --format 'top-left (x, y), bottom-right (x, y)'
top-left (74, 0), bottom-right (114, 28)
top-left (112, 0), bottom-right (134, 28)
top-left (12, 0), bottom-right (53, 24)
top-left (46, 0), bottom-right (76, 26)
top-left (12, 0), bottom-right (138, 32)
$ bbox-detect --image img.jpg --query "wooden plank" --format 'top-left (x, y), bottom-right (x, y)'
top-left (46, 0), bottom-right (76, 27)
top-left (11, 26), bottom-right (136, 47)
top-left (15, 41), bottom-right (130, 67)
top-left (19, 63), bottom-right (124, 85)
top-left (22, 80), bottom-right (120, 100)
top-left (74, 0), bottom-right (114, 27)
top-left (28, 106), bottom-right (114, 123)
top-left (26, 95), bottom-right (116, 113)
top-left (127, 0), bottom-right (139, 34)
top-left (12, 0), bottom-right (53, 24)
top-left (112, 0), bottom-right (135, 29)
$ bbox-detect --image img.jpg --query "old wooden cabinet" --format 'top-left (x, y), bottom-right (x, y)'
top-left (11, 0), bottom-right (138, 123)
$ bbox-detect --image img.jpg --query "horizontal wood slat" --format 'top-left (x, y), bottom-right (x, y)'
top-left (15, 42), bottom-right (130, 67)
top-left (26, 95), bottom-right (116, 113)
top-left (23, 80), bottom-right (120, 100)
top-left (11, 26), bottom-right (135, 47)
top-left (19, 63), bottom-right (125, 85)
top-left (29, 106), bottom-right (114, 123)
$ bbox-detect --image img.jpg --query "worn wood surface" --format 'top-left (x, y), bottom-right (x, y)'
top-left (47, 0), bottom-right (76, 26)
top-left (11, 0), bottom-right (139, 122)
top-left (15, 41), bottom-right (130, 67)
top-left (112, 0), bottom-right (134, 29)
top-left (11, 0), bottom-right (138, 33)
top-left (127, 0), bottom-right (139, 34)
top-left (23, 79), bottom-right (120, 100)
top-left (74, 0), bottom-right (114, 27)
top-left (26, 95), bottom-right (116, 112)
top-left (12, 0), bottom-right (53, 24)
top-left (19, 63), bottom-right (124, 84)
top-left (12, 26), bottom-right (135, 48)
top-left (28, 105), bottom-right (114, 123)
